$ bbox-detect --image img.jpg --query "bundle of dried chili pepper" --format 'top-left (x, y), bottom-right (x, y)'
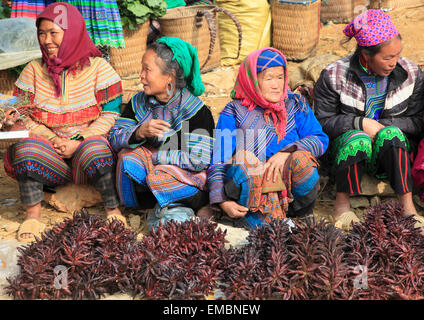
top-left (131, 218), bottom-right (229, 299)
top-left (6, 209), bottom-right (138, 300)
top-left (0, 96), bottom-right (34, 131)
top-left (219, 216), bottom-right (350, 300)
top-left (344, 200), bottom-right (424, 300)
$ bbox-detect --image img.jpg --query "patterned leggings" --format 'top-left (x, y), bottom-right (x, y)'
top-left (330, 126), bottom-right (411, 195)
top-left (4, 136), bottom-right (120, 208)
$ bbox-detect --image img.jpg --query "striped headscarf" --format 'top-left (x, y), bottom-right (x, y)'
top-left (231, 47), bottom-right (289, 141)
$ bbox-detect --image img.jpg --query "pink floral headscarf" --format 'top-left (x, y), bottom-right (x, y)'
top-left (343, 9), bottom-right (399, 47)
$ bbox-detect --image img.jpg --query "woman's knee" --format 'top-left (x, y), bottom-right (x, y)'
top-left (74, 137), bottom-right (115, 173)
top-left (287, 151), bottom-right (320, 197)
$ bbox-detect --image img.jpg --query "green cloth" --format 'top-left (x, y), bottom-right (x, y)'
top-left (156, 36), bottom-right (205, 96)
top-left (165, 0), bottom-right (186, 9)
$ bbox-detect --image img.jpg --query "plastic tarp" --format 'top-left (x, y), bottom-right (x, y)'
top-left (0, 17), bottom-right (41, 70)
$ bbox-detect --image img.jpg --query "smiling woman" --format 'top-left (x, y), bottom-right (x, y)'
top-left (109, 37), bottom-right (216, 222)
top-left (37, 19), bottom-right (64, 59)
top-left (5, 2), bottom-right (126, 243)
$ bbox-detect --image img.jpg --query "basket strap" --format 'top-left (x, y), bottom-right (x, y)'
top-left (213, 6), bottom-right (242, 61)
top-left (196, 9), bottom-right (217, 70)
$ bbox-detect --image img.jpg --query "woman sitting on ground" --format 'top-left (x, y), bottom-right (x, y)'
top-left (314, 9), bottom-right (424, 229)
top-left (109, 37), bottom-right (215, 219)
top-left (207, 48), bottom-right (328, 229)
top-left (5, 3), bottom-right (125, 242)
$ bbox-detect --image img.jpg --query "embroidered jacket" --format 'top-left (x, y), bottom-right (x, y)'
top-left (109, 89), bottom-right (215, 172)
top-left (14, 57), bottom-right (122, 140)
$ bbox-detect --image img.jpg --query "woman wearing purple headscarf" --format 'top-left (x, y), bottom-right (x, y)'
top-left (314, 9), bottom-right (424, 230)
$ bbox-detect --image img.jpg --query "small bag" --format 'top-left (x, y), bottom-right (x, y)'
top-left (147, 203), bottom-right (195, 230)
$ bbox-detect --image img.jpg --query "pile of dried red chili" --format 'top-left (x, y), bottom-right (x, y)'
top-left (6, 201), bottom-right (424, 300)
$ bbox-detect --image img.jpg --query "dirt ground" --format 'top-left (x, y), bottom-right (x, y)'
top-left (1, 5), bottom-right (424, 299)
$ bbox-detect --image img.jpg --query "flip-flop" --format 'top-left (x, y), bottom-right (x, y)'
top-left (106, 213), bottom-right (128, 228)
top-left (17, 218), bottom-right (46, 243)
top-left (334, 210), bottom-right (360, 230)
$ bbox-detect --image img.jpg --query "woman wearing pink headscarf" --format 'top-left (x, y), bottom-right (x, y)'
top-left (207, 48), bottom-right (328, 229)
top-left (5, 2), bottom-right (126, 242)
top-left (314, 9), bottom-right (424, 230)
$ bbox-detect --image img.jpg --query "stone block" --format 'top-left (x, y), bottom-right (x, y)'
top-left (44, 183), bottom-right (102, 214)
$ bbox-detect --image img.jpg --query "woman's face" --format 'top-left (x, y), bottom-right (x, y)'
top-left (257, 66), bottom-right (286, 103)
top-left (140, 49), bottom-right (174, 102)
top-left (38, 19), bottom-right (65, 59)
top-left (364, 37), bottom-right (403, 77)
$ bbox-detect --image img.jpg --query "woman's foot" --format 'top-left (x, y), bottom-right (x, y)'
top-left (18, 202), bottom-right (45, 242)
top-left (196, 205), bottom-right (214, 220)
top-left (333, 192), bottom-right (359, 229)
top-left (333, 192), bottom-right (352, 218)
top-left (398, 192), bottom-right (417, 216)
top-left (105, 207), bottom-right (128, 227)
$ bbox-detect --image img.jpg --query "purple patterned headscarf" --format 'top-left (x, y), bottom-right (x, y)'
top-left (343, 9), bottom-right (399, 47)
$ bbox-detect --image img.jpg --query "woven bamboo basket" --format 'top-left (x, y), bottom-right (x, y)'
top-left (321, 0), bottom-right (354, 23)
top-left (271, 0), bottom-right (321, 61)
top-left (158, 5), bottom-right (242, 73)
top-left (109, 21), bottom-right (150, 80)
top-left (0, 70), bottom-right (17, 97)
top-left (369, 0), bottom-right (424, 9)
top-left (0, 137), bottom-right (22, 149)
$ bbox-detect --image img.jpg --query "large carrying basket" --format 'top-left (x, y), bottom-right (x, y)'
top-left (271, 0), bottom-right (321, 61)
top-left (109, 21), bottom-right (150, 80)
top-left (369, 0), bottom-right (424, 9)
top-left (321, 0), bottom-right (353, 23)
top-left (158, 4), bottom-right (242, 73)
top-left (321, 0), bottom-right (370, 24)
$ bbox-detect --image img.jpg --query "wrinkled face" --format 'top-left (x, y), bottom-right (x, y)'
top-left (365, 37), bottom-right (403, 77)
top-left (257, 66), bottom-right (286, 103)
top-left (38, 19), bottom-right (64, 59)
top-left (140, 49), bottom-right (173, 101)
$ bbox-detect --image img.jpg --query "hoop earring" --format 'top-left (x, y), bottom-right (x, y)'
top-left (166, 82), bottom-right (174, 97)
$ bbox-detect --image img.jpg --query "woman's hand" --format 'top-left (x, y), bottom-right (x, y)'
top-left (264, 151), bottom-right (291, 182)
top-left (219, 201), bottom-right (249, 218)
top-left (362, 118), bottom-right (385, 141)
top-left (53, 138), bottom-right (81, 159)
top-left (136, 119), bottom-right (171, 140)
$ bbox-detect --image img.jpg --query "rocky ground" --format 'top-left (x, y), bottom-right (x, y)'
top-left (1, 6), bottom-right (424, 300)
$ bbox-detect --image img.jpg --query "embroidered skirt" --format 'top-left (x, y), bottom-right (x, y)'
top-left (11, 0), bottom-right (55, 19)
top-left (62, 0), bottom-right (125, 48)
top-left (116, 146), bottom-right (208, 210)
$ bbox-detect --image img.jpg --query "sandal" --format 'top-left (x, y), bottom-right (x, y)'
top-left (106, 213), bottom-right (128, 228)
top-left (17, 218), bottom-right (46, 243)
top-left (410, 214), bottom-right (424, 234)
top-left (334, 210), bottom-right (360, 230)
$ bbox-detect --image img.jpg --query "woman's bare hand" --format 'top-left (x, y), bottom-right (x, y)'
top-left (136, 119), bottom-right (171, 140)
top-left (219, 201), bottom-right (249, 218)
top-left (53, 138), bottom-right (81, 159)
top-left (362, 118), bottom-right (385, 141)
top-left (264, 151), bottom-right (291, 182)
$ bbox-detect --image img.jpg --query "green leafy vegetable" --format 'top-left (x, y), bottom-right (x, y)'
top-left (117, 0), bottom-right (167, 30)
